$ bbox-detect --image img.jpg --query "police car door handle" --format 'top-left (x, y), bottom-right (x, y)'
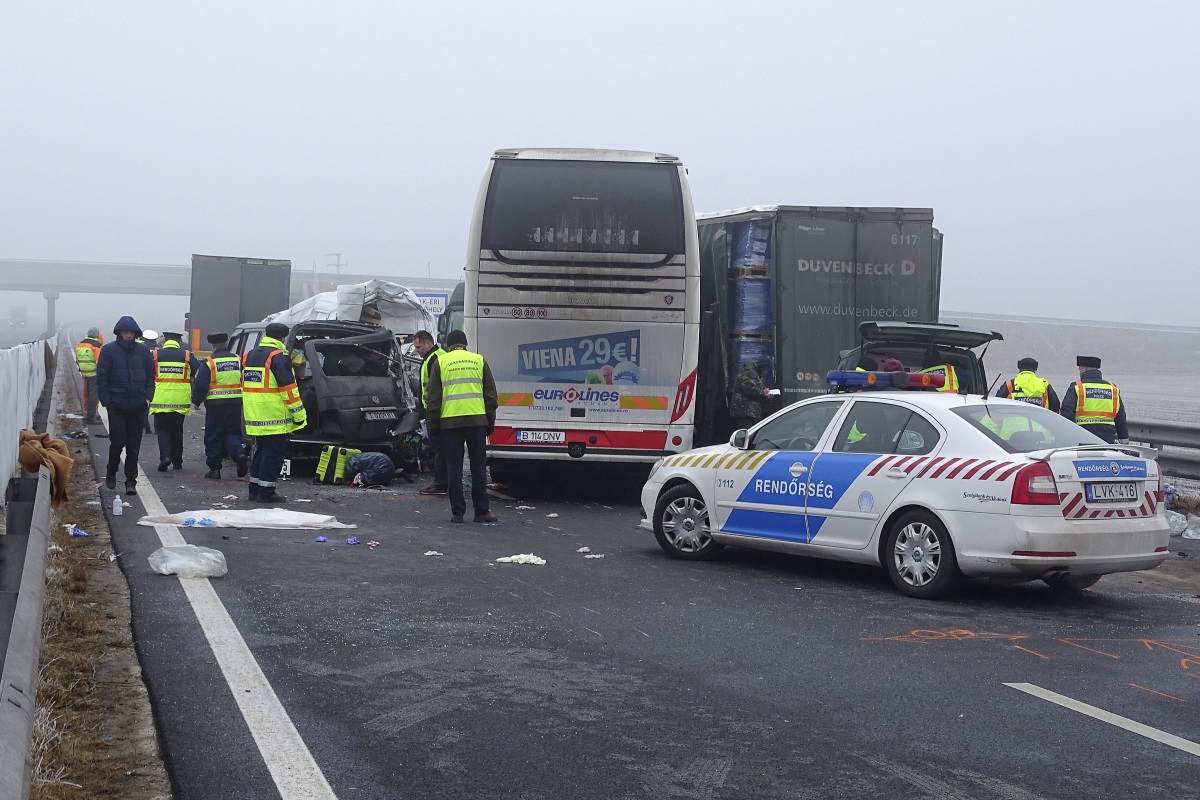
top-left (788, 463), bottom-right (808, 477)
top-left (885, 467), bottom-right (908, 479)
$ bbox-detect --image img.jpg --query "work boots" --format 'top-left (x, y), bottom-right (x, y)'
top-left (204, 470), bottom-right (221, 480)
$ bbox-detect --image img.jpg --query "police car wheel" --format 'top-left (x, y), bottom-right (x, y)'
top-left (1042, 573), bottom-right (1102, 592)
top-left (885, 510), bottom-right (960, 599)
top-left (653, 484), bottom-right (722, 560)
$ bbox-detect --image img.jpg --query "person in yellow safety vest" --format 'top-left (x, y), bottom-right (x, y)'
top-left (75, 327), bottom-right (103, 423)
top-left (995, 357), bottom-right (1060, 411)
top-left (424, 329), bottom-right (498, 524)
top-left (191, 331), bottom-right (248, 481)
top-left (150, 331), bottom-right (200, 471)
top-left (1061, 355), bottom-right (1128, 445)
top-left (918, 361), bottom-right (960, 393)
top-left (412, 330), bottom-right (449, 496)
top-left (242, 322), bottom-right (307, 503)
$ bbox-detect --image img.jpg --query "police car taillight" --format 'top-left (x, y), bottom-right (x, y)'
top-left (1010, 462), bottom-right (1059, 505)
top-left (825, 370), bottom-right (945, 390)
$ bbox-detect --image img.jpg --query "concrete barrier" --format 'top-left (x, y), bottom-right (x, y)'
top-left (0, 338), bottom-right (56, 507)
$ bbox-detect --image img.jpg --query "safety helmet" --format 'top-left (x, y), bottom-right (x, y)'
top-left (142, 329), bottom-right (159, 341)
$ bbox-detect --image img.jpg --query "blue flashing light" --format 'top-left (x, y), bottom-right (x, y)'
top-left (825, 370), bottom-right (945, 391)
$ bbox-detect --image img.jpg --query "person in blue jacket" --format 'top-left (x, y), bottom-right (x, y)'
top-left (96, 316), bottom-right (155, 495)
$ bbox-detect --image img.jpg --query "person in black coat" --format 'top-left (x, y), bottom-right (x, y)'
top-left (96, 315), bottom-right (155, 495)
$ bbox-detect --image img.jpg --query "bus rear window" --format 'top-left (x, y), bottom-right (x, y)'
top-left (481, 160), bottom-right (685, 255)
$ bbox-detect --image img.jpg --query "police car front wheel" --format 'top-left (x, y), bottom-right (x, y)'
top-left (885, 510), bottom-right (961, 599)
top-left (653, 484), bottom-right (722, 560)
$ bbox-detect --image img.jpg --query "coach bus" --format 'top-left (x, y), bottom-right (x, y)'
top-left (463, 148), bottom-right (700, 465)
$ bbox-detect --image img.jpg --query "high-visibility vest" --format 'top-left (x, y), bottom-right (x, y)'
top-left (204, 353), bottom-right (244, 401)
top-left (75, 339), bottom-right (101, 377)
top-left (1006, 371), bottom-right (1050, 407)
top-left (419, 345), bottom-right (443, 405)
top-left (242, 336), bottom-right (306, 435)
top-left (150, 341), bottom-right (193, 415)
top-left (1073, 381), bottom-right (1119, 427)
top-left (438, 349), bottom-right (486, 419)
top-left (919, 364), bottom-right (959, 393)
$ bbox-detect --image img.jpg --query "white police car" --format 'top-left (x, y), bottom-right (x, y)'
top-left (640, 370), bottom-right (1170, 599)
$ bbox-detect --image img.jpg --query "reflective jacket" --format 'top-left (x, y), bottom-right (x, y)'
top-left (420, 345), bottom-right (443, 406)
top-left (1061, 369), bottom-right (1127, 443)
top-left (242, 336), bottom-right (306, 435)
top-left (191, 347), bottom-right (243, 406)
top-left (996, 371), bottom-right (1060, 412)
top-left (75, 338), bottom-right (101, 377)
top-left (150, 339), bottom-right (195, 415)
top-left (918, 364), bottom-right (959, 393)
top-left (425, 346), bottom-right (498, 431)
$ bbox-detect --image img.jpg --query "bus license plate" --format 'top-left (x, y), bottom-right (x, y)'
top-left (517, 430), bottom-right (565, 444)
top-left (1085, 482), bottom-right (1137, 502)
top-left (363, 410), bottom-right (397, 421)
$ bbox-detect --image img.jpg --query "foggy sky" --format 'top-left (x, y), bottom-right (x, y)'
top-left (2, 1), bottom-right (1197, 328)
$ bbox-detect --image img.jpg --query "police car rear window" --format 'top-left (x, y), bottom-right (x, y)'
top-left (953, 406), bottom-right (1104, 453)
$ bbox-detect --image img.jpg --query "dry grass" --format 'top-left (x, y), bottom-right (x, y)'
top-left (27, 384), bottom-right (172, 799)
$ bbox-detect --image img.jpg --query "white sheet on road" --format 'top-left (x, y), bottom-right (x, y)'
top-left (138, 509), bottom-right (357, 530)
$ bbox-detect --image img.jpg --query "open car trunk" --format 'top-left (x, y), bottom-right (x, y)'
top-left (837, 321), bottom-right (1004, 394)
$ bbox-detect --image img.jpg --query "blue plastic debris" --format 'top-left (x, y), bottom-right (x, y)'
top-left (198, 518), bottom-right (216, 526)
top-left (481, 523), bottom-right (500, 527)
top-left (70, 526), bottom-right (89, 537)
top-left (315, 536), bottom-right (328, 543)
top-left (182, 517), bottom-right (197, 527)
top-left (345, 536), bottom-right (360, 545)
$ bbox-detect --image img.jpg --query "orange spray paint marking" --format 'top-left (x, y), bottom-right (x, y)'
top-left (1129, 684), bottom-right (1186, 703)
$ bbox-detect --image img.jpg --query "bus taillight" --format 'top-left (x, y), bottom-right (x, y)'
top-left (671, 370), bottom-right (697, 422)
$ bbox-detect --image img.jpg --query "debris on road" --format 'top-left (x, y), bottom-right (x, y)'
top-left (424, 551), bottom-right (443, 556)
top-left (345, 536), bottom-right (360, 545)
top-left (576, 547), bottom-right (591, 553)
top-left (182, 517), bottom-right (217, 527)
top-left (367, 540), bottom-right (380, 548)
top-left (515, 504), bottom-right (536, 510)
top-left (546, 513), bottom-right (559, 518)
top-left (1185, 514), bottom-right (1200, 540)
top-left (148, 545), bottom-right (228, 578)
top-left (495, 554), bottom-right (546, 565)
top-left (584, 554), bottom-right (605, 559)
top-left (315, 536), bottom-right (328, 543)
top-left (1167, 510), bottom-right (1188, 535)
top-left (223, 494), bottom-right (238, 500)
top-left (67, 525), bottom-right (88, 537)
top-left (138, 509), bottom-right (356, 530)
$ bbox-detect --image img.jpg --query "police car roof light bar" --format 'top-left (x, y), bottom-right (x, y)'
top-left (825, 370), bottom-right (945, 391)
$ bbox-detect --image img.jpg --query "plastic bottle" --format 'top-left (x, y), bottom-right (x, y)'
top-left (112, 495), bottom-right (123, 516)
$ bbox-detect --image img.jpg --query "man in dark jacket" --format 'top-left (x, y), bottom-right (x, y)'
top-left (1061, 355), bottom-right (1128, 444)
top-left (192, 332), bottom-right (248, 480)
top-left (729, 358), bottom-right (769, 431)
top-left (425, 330), bottom-right (498, 523)
top-left (96, 316), bottom-right (155, 495)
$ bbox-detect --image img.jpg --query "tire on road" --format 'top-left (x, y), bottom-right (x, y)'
top-left (653, 483), bottom-right (723, 561)
top-left (885, 509), bottom-right (961, 599)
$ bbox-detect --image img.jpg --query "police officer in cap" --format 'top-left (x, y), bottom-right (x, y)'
top-left (1061, 356), bottom-right (1128, 444)
top-left (242, 322), bottom-right (306, 503)
top-left (996, 357), bottom-right (1060, 412)
top-left (150, 331), bottom-right (200, 470)
top-left (192, 332), bottom-right (248, 480)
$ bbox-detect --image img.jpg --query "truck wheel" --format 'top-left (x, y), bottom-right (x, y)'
top-left (885, 510), bottom-right (960, 599)
top-left (653, 484), bottom-right (722, 560)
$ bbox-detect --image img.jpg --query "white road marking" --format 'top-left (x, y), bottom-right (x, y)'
top-left (1005, 682), bottom-right (1200, 757)
top-left (99, 406), bottom-right (338, 798)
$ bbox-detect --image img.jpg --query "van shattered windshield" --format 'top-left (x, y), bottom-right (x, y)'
top-left (954, 404), bottom-right (1104, 453)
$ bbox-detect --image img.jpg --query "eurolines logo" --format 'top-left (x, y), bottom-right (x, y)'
top-left (533, 387), bottom-right (620, 404)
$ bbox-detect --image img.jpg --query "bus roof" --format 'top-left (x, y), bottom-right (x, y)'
top-left (492, 147), bottom-right (681, 164)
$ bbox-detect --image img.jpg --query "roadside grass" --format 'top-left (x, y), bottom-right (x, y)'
top-left (28, 391), bottom-right (171, 799)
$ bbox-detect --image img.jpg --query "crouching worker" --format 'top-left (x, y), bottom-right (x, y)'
top-left (192, 331), bottom-right (248, 480)
top-left (242, 322), bottom-right (307, 503)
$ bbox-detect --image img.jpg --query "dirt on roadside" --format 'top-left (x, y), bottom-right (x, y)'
top-left (28, 395), bottom-right (172, 798)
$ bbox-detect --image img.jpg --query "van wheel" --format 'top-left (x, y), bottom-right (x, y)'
top-left (1043, 574), bottom-right (1102, 591)
top-left (653, 484), bottom-right (722, 560)
top-left (885, 510), bottom-right (960, 599)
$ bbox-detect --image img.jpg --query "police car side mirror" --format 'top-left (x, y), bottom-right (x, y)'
top-left (730, 429), bottom-right (749, 449)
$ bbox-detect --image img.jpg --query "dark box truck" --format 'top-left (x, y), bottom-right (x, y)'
top-left (187, 254), bottom-right (292, 355)
top-left (696, 206), bottom-right (943, 444)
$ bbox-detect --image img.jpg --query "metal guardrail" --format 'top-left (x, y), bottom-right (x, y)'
top-left (1127, 419), bottom-right (1200, 481)
top-left (0, 339), bottom-right (58, 800)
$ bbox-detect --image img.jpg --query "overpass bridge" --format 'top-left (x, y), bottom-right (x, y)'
top-left (0, 259), bottom-right (460, 335)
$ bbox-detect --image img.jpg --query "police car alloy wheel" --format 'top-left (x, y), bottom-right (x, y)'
top-left (653, 484), bottom-right (723, 560)
top-left (884, 510), bottom-right (961, 599)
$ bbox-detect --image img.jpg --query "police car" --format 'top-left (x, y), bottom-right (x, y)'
top-left (640, 370), bottom-right (1170, 599)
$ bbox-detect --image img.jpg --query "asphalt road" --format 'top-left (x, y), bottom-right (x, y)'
top-left (77, 410), bottom-right (1200, 800)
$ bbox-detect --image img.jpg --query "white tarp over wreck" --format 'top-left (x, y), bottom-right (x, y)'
top-left (263, 279), bottom-right (436, 336)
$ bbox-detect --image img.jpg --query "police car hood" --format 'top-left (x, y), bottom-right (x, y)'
top-left (676, 444), bottom-right (731, 460)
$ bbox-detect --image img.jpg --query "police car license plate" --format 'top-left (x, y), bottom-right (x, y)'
top-left (362, 410), bottom-right (397, 421)
top-left (517, 430), bottom-right (565, 444)
top-left (1085, 482), bottom-right (1137, 502)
